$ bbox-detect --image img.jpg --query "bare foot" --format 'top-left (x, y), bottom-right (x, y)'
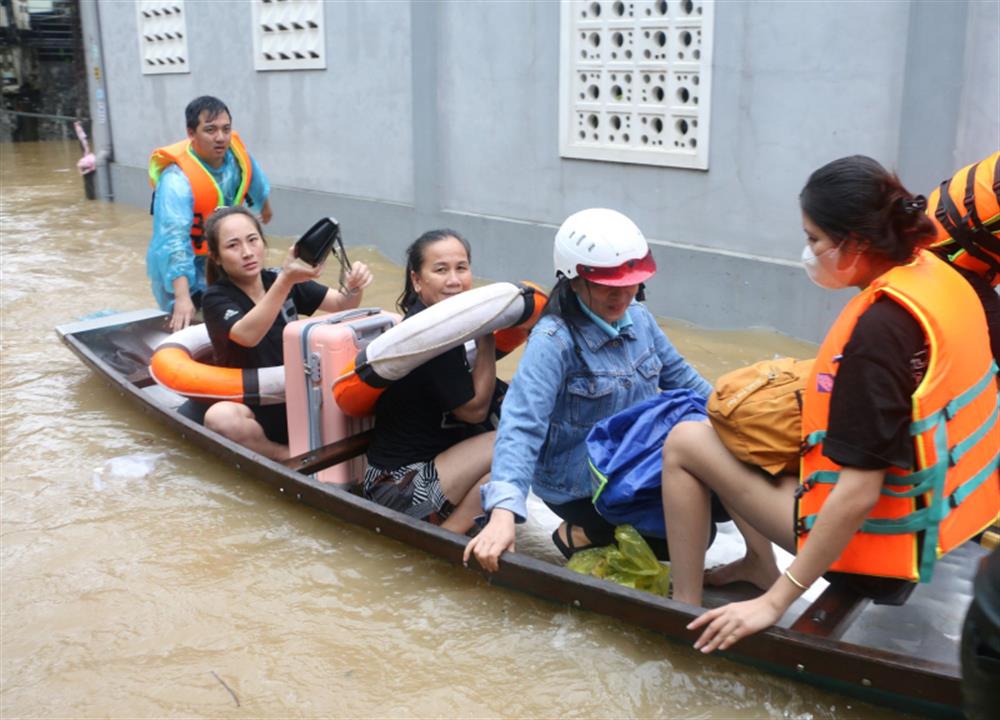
top-left (705, 552), bottom-right (780, 592)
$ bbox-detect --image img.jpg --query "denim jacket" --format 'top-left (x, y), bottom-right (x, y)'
top-left (482, 302), bottom-right (711, 521)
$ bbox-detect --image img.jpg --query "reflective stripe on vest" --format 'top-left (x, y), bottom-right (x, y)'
top-left (148, 131), bottom-right (253, 256)
top-left (927, 150), bottom-right (1000, 285)
top-left (798, 251), bottom-right (1000, 583)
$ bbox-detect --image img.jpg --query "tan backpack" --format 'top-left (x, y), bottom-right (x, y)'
top-left (707, 357), bottom-right (815, 476)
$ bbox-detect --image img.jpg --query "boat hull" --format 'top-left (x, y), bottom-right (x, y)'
top-left (56, 309), bottom-right (975, 719)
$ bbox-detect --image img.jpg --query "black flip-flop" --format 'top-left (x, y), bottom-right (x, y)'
top-left (552, 523), bottom-right (596, 559)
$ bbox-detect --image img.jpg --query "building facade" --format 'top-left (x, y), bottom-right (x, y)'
top-left (82, 0), bottom-right (999, 341)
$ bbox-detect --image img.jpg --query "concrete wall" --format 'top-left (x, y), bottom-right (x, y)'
top-left (91, 0), bottom-right (998, 343)
top-left (896, 0), bottom-right (1000, 188)
top-left (97, 0), bottom-right (414, 205)
top-left (955, 0), bottom-right (1000, 167)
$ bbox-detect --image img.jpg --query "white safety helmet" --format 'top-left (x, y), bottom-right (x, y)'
top-left (553, 208), bottom-right (657, 286)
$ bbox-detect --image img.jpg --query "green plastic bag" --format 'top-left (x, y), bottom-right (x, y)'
top-left (566, 525), bottom-right (670, 597)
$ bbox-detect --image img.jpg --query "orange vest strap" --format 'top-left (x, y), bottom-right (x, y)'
top-left (799, 408), bottom-right (998, 580)
top-left (934, 166), bottom-right (1000, 274)
top-left (148, 132), bottom-right (253, 255)
top-left (930, 152), bottom-right (1000, 283)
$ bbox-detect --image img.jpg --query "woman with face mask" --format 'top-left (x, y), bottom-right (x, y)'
top-left (658, 155), bottom-right (998, 652)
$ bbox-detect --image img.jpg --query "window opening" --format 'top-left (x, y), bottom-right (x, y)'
top-left (252, 0), bottom-right (326, 72)
top-left (559, 0), bottom-right (714, 169)
top-left (136, 1), bottom-right (190, 75)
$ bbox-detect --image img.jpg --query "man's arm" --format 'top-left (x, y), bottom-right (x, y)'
top-left (149, 167), bottom-right (197, 329)
top-left (169, 276), bottom-right (196, 331)
top-left (247, 154), bottom-right (272, 224)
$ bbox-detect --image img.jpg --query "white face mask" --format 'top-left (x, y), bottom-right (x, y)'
top-left (800, 243), bottom-right (861, 289)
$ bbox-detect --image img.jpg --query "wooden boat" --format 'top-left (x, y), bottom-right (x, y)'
top-left (58, 308), bottom-right (984, 719)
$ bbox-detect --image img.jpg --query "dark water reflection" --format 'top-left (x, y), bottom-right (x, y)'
top-left (1, 141), bottom-right (911, 718)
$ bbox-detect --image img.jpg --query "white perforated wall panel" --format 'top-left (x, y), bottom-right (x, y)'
top-left (559, 0), bottom-right (714, 169)
top-left (136, 1), bottom-right (189, 75)
top-left (252, 0), bottom-right (326, 72)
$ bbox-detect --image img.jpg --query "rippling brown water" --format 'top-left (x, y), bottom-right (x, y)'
top-left (1, 141), bottom-right (912, 718)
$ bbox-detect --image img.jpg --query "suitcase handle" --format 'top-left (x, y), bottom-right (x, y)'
top-left (350, 315), bottom-right (397, 346)
top-left (323, 307), bottom-right (381, 324)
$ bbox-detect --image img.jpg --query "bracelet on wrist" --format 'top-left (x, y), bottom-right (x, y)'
top-left (784, 569), bottom-right (809, 591)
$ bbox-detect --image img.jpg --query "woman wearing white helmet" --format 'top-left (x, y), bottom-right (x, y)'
top-left (464, 208), bottom-right (713, 571)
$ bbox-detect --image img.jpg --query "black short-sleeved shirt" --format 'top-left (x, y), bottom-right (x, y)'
top-left (823, 297), bottom-right (928, 470)
top-left (366, 300), bottom-right (482, 470)
top-left (202, 269), bottom-right (328, 368)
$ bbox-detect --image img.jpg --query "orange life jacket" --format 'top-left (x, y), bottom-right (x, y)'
top-left (927, 150), bottom-right (1000, 286)
top-left (148, 131), bottom-right (252, 256)
top-left (798, 250), bottom-right (999, 582)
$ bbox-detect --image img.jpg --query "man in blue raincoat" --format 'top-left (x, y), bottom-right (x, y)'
top-left (146, 95), bottom-right (272, 331)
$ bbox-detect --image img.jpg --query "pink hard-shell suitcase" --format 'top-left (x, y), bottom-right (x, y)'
top-left (283, 308), bottom-right (399, 485)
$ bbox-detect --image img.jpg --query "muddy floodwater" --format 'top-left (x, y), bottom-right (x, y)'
top-left (1, 141), bottom-right (914, 718)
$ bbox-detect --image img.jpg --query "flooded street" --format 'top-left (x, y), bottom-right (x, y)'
top-left (2, 141), bottom-right (912, 718)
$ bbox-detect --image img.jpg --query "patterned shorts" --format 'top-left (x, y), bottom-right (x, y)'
top-left (363, 461), bottom-right (454, 524)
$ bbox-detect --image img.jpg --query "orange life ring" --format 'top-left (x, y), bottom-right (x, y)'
top-left (149, 323), bottom-right (285, 405)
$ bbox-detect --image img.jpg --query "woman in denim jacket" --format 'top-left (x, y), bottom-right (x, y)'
top-left (465, 209), bottom-right (711, 572)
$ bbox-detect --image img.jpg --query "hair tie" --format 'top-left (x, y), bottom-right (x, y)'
top-left (900, 194), bottom-right (927, 215)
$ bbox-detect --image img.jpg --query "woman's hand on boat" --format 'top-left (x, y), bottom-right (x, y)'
top-left (463, 509), bottom-right (516, 573)
top-left (687, 594), bottom-right (785, 653)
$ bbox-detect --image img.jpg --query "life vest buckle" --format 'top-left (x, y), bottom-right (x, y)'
top-left (794, 477), bottom-right (816, 499)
